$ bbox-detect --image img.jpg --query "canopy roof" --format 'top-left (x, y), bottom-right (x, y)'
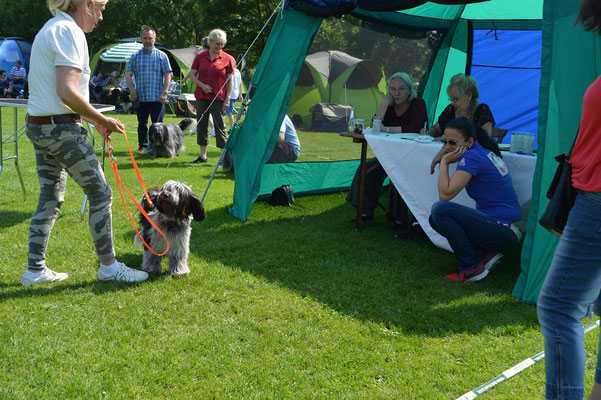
top-left (290, 0), bottom-right (542, 29)
top-left (99, 42), bottom-right (142, 63)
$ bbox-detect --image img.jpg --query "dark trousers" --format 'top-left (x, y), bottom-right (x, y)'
top-left (429, 201), bottom-right (518, 271)
top-left (346, 157), bottom-right (410, 225)
top-left (137, 102), bottom-right (165, 149)
top-left (196, 99), bottom-right (227, 148)
top-left (267, 141), bottom-right (298, 164)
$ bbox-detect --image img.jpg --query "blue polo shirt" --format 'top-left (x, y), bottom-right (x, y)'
top-left (127, 47), bottom-right (171, 102)
top-left (456, 142), bottom-right (521, 223)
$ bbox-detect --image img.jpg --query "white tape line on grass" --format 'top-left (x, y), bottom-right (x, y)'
top-left (455, 320), bottom-right (600, 400)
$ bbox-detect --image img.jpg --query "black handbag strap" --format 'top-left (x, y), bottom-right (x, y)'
top-left (566, 124), bottom-right (580, 160)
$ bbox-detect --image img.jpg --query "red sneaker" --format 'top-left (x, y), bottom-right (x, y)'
top-left (445, 263), bottom-right (489, 283)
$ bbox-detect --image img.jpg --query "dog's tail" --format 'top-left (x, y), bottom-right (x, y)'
top-left (179, 118), bottom-right (197, 132)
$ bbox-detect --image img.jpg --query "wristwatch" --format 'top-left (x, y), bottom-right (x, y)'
top-left (162, 91), bottom-right (168, 95)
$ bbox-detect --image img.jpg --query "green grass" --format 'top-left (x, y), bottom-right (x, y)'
top-left (0, 107), bottom-right (599, 399)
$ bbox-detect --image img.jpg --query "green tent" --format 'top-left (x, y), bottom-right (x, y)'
top-left (512, 0), bottom-right (601, 303)
top-left (225, 0), bottom-right (598, 303)
top-left (227, 0), bottom-right (543, 220)
top-left (288, 50), bottom-right (387, 129)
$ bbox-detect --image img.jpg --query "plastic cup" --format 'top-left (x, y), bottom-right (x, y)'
top-left (372, 117), bottom-right (382, 133)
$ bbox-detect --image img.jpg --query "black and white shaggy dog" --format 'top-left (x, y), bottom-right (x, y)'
top-left (136, 180), bottom-right (206, 277)
top-left (147, 118), bottom-right (197, 159)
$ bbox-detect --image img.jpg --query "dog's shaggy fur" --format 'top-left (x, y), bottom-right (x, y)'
top-left (136, 180), bottom-right (206, 277)
top-left (147, 118), bottom-right (196, 159)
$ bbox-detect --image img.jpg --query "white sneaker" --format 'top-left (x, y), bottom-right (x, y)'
top-left (21, 268), bottom-right (68, 287)
top-left (97, 262), bottom-right (148, 283)
top-left (483, 252), bottom-right (504, 272)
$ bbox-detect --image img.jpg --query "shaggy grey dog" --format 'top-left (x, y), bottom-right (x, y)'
top-left (147, 118), bottom-right (197, 159)
top-left (136, 180), bottom-right (206, 277)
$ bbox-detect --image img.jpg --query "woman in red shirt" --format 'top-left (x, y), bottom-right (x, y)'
top-left (189, 29), bottom-right (235, 164)
top-left (537, 2), bottom-right (601, 399)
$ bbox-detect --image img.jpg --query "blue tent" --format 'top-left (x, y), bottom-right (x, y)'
top-left (0, 37), bottom-right (32, 77)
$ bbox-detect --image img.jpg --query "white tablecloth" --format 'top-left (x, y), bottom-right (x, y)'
top-left (365, 131), bottom-right (537, 252)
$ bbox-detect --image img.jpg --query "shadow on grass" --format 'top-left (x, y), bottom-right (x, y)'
top-left (0, 252), bottom-right (159, 301)
top-left (0, 210), bottom-right (31, 229)
top-left (190, 202), bottom-right (538, 337)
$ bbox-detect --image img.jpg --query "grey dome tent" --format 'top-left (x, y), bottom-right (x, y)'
top-left (288, 51), bottom-right (386, 130)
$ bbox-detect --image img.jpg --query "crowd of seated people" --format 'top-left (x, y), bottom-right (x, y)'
top-left (0, 60), bottom-right (28, 98)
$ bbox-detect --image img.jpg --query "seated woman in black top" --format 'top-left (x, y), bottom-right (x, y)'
top-left (428, 73), bottom-right (495, 174)
top-left (346, 72), bottom-right (428, 226)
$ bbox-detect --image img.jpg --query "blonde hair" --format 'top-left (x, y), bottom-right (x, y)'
top-left (447, 73), bottom-right (479, 115)
top-left (208, 29), bottom-right (227, 46)
top-left (47, 0), bottom-right (108, 16)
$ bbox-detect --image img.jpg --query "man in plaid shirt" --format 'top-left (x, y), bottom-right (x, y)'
top-left (125, 27), bottom-right (172, 154)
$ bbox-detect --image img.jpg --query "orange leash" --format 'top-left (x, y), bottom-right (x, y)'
top-left (105, 132), bottom-right (170, 257)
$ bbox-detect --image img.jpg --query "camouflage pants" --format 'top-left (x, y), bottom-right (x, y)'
top-left (26, 122), bottom-right (115, 271)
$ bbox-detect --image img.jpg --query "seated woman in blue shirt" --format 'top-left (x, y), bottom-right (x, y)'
top-left (429, 117), bottom-right (522, 282)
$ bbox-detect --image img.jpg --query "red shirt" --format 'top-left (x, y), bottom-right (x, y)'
top-left (191, 50), bottom-right (235, 101)
top-left (572, 75), bottom-right (601, 191)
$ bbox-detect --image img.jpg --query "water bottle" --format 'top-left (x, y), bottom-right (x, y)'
top-left (348, 107), bottom-right (355, 133)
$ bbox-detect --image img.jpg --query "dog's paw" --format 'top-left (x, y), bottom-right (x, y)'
top-left (170, 271), bottom-right (190, 278)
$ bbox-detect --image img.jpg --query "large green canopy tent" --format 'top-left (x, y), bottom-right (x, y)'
top-left (226, 0), bottom-right (591, 303)
top-left (227, 0), bottom-right (542, 217)
top-left (512, 0), bottom-right (601, 303)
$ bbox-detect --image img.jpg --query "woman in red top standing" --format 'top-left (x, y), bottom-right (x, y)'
top-left (189, 29), bottom-right (235, 164)
top-left (537, 2), bottom-right (601, 399)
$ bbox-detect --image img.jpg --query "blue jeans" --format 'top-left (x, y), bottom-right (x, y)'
top-left (429, 201), bottom-right (519, 271)
top-left (537, 190), bottom-right (601, 400)
top-left (137, 101), bottom-right (165, 149)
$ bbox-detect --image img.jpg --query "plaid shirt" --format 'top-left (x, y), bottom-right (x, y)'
top-left (127, 47), bottom-right (171, 102)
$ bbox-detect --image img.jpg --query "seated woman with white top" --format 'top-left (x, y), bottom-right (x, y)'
top-left (429, 117), bottom-right (522, 283)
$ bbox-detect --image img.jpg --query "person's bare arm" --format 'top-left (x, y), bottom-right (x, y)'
top-left (125, 71), bottom-right (137, 102)
top-left (222, 74), bottom-right (233, 113)
top-left (159, 72), bottom-right (172, 104)
top-left (437, 147), bottom-right (472, 200)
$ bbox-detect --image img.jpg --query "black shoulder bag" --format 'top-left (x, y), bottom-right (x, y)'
top-left (538, 132), bottom-right (578, 237)
top-left (270, 185), bottom-right (295, 207)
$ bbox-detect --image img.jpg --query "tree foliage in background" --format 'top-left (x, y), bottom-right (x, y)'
top-left (1, 2), bottom-right (442, 85)
top-left (312, 15), bottom-right (444, 84)
top-left (0, 0), bottom-right (281, 67)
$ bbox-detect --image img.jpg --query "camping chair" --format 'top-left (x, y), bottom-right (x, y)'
top-left (492, 127), bottom-right (508, 144)
top-left (166, 80), bottom-right (182, 114)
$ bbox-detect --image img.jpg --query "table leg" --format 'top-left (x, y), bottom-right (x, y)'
top-left (356, 139), bottom-right (368, 230)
